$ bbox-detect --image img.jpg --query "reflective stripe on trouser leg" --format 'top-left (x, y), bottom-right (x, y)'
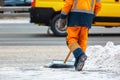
top-left (78, 27), bottom-right (88, 52)
top-left (66, 27), bottom-right (81, 52)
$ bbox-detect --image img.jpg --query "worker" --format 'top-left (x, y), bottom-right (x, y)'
top-left (59, 0), bottom-right (102, 71)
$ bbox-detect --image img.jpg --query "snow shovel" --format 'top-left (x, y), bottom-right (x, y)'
top-left (45, 51), bottom-right (74, 68)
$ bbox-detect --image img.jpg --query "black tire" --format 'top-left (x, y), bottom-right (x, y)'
top-left (51, 14), bottom-right (67, 37)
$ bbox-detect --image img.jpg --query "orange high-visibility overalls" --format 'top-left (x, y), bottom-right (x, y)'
top-left (61, 0), bottom-right (101, 52)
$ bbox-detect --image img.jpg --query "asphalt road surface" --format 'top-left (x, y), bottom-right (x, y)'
top-left (0, 23), bottom-right (120, 46)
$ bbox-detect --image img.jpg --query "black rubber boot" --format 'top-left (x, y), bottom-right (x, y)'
top-left (75, 54), bottom-right (87, 71)
top-left (73, 48), bottom-right (87, 71)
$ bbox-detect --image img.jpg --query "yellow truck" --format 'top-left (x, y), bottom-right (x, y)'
top-left (30, 0), bottom-right (120, 36)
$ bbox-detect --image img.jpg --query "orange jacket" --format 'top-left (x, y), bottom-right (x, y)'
top-left (60, 0), bottom-right (102, 28)
top-left (61, 0), bottom-right (101, 16)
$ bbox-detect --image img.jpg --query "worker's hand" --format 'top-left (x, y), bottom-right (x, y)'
top-left (58, 18), bottom-right (66, 30)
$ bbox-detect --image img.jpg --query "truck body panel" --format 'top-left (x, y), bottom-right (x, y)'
top-left (30, 0), bottom-right (120, 36)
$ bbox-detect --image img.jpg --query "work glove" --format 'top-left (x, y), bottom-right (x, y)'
top-left (58, 18), bottom-right (66, 30)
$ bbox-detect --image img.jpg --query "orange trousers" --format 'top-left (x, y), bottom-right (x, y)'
top-left (66, 26), bottom-right (89, 52)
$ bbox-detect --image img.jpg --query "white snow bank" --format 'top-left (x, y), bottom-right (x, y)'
top-left (85, 41), bottom-right (120, 72)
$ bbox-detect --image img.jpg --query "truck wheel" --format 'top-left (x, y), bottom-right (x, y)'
top-left (51, 14), bottom-right (67, 37)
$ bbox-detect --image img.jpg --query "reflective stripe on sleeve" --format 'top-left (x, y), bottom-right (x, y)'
top-left (61, 11), bottom-right (68, 15)
top-left (91, 0), bottom-right (95, 11)
top-left (96, 0), bottom-right (101, 2)
top-left (73, 0), bottom-right (77, 9)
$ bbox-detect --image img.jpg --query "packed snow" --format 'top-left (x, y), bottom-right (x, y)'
top-left (0, 41), bottom-right (120, 80)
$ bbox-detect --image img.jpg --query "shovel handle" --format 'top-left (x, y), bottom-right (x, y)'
top-left (64, 51), bottom-right (72, 64)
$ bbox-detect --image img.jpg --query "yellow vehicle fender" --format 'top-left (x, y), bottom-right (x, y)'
top-left (35, 0), bottom-right (64, 11)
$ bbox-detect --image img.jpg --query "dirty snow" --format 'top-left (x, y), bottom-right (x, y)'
top-left (0, 41), bottom-right (119, 80)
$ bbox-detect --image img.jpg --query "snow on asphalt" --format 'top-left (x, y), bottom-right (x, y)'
top-left (0, 41), bottom-right (120, 80)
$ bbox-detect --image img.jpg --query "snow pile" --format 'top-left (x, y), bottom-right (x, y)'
top-left (85, 41), bottom-right (120, 72)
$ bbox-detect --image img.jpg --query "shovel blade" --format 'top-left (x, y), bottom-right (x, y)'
top-left (45, 60), bottom-right (74, 68)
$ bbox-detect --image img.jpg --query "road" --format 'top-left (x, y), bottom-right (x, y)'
top-left (0, 23), bottom-right (120, 46)
top-left (0, 23), bottom-right (120, 80)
